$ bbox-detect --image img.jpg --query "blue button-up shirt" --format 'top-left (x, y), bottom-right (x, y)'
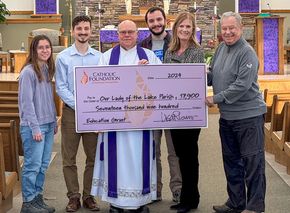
top-left (55, 44), bottom-right (102, 109)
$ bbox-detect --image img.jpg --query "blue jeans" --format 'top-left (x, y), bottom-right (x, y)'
top-left (21, 122), bottom-right (55, 202)
top-left (219, 115), bottom-right (266, 212)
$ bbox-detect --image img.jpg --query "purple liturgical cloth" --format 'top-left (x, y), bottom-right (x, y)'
top-left (108, 132), bottom-right (118, 198)
top-left (239, 0), bottom-right (260, 13)
top-left (142, 130), bottom-right (150, 195)
top-left (263, 18), bottom-right (279, 74)
top-left (107, 45), bottom-right (150, 198)
top-left (35, 0), bottom-right (57, 14)
top-left (109, 45), bottom-right (148, 65)
top-left (100, 29), bottom-right (202, 44)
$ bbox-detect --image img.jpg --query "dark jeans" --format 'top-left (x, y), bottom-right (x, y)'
top-left (219, 115), bottom-right (266, 212)
top-left (170, 128), bottom-right (201, 207)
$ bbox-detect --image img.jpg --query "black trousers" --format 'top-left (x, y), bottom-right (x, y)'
top-left (220, 115), bottom-right (266, 212)
top-left (170, 128), bottom-right (201, 207)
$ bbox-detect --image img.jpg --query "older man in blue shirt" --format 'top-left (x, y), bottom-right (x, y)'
top-left (55, 15), bottom-right (102, 212)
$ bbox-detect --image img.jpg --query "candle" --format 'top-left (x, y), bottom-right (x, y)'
top-left (164, 0), bottom-right (169, 14)
top-left (194, 2), bottom-right (197, 10)
top-left (214, 6), bottom-right (217, 15)
top-left (85, 7), bottom-right (88, 15)
top-left (99, 3), bottom-right (101, 10)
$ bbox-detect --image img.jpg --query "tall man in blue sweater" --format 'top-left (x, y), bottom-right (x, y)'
top-left (206, 12), bottom-right (266, 213)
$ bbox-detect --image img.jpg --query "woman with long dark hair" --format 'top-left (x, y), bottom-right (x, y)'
top-left (19, 35), bottom-right (57, 213)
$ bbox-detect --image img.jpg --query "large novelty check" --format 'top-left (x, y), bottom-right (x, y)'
top-left (74, 64), bottom-right (207, 132)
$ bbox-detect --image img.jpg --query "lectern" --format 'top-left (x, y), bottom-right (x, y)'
top-left (255, 16), bottom-right (285, 75)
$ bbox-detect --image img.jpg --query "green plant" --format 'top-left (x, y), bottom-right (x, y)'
top-left (0, 1), bottom-right (10, 23)
top-left (205, 51), bottom-right (214, 65)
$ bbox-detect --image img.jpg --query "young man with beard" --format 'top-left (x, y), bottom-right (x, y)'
top-left (140, 7), bottom-right (182, 203)
top-left (55, 15), bottom-right (102, 212)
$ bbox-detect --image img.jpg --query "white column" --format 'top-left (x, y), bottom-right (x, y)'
top-left (235, 0), bottom-right (239, 13)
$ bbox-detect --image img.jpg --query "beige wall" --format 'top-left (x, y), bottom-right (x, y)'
top-left (261, 0), bottom-right (290, 9)
top-left (0, 23), bottom-right (61, 52)
top-left (219, 0), bottom-right (235, 14)
top-left (2, 0), bottom-right (33, 11)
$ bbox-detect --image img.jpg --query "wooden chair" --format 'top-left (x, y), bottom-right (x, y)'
top-left (0, 91), bottom-right (18, 97)
top-left (0, 104), bottom-right (18, 113)
top-left (0, 113), bottom-right (23, 156)
top-left (0, 97), bottom-right (18, 104)
top-left (0, 91), bottom-right (18, 113)
top-left (263, 90), bottom-right (290, 153)
top-left (263, 89), bottom-right (290, 122)
top-left (272, 102), bottom-right (290, 151)
top-left (28, 28), bottom-right (68, 54)
top-left (0, 52), bottom-right (9, 73)
top-left (0, 84), bottom-right (62, 117)
top-left (283, 103), bottom-right (290, 174)
top-left (0, 133), bottom-right (18, 200)
top-left (284, 141), bottom-right (290, 175)
top-left (0, 121), bottom-right (20, 178)
top-left (268, 96), bottom-right (290, 165)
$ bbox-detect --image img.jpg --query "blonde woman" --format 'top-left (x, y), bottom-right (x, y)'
top-left (164, 12), bottom-right (204, 213)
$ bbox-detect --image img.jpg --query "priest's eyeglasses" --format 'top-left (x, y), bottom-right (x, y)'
top-left (118, 30), bottom-right (137, 35)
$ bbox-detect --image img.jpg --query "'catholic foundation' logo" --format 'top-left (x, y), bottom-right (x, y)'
top-left (81, 71), bottom-right (121, 84)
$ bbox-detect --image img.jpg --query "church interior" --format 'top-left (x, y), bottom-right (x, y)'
top-left (1, 0), bottom-right (290, 212)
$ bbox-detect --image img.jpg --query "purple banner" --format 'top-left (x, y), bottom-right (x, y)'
top-left (263, 18), bottom-right (279, 73)
top-left (35, 0), bottom-right (57, 14)
top-left (239, 0), bottom-right (260, 13)
top-left (74, 64), bottom-right (207, 132)
top-left (100, 28), bottom-right (202, 44)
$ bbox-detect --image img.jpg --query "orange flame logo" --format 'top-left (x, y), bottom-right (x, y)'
top-left (81, 71), bottom-right (89, 84)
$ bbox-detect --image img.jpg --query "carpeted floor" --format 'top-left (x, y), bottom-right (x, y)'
top-left (8, 114), bottom-right (290, 212)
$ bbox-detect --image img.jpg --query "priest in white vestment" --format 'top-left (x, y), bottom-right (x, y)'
top-left (91, 20), bottom-right (161, 213)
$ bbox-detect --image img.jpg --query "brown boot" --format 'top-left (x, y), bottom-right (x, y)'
top-left (66, 197), bottom-right (81, 212)
top-left (83, 196), bottom-right (100, 211)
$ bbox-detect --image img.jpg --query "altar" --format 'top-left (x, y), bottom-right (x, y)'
top-left (100, 28), bottom-right (202, 51)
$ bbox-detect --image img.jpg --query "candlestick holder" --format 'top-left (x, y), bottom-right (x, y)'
top-left (65, 0), bottom-right (73, 45)
top-left (208, 14), bottom-right (220, 48)
top-left (125, 0), bottom-right (132, 14)
top-left (96, 7), bottom-right (105, 52)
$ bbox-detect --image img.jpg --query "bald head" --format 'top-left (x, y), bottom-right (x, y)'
top-left (118, 20), bottom-right (138, 50)
top-left (118, 20), bottom-right (137, 31)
